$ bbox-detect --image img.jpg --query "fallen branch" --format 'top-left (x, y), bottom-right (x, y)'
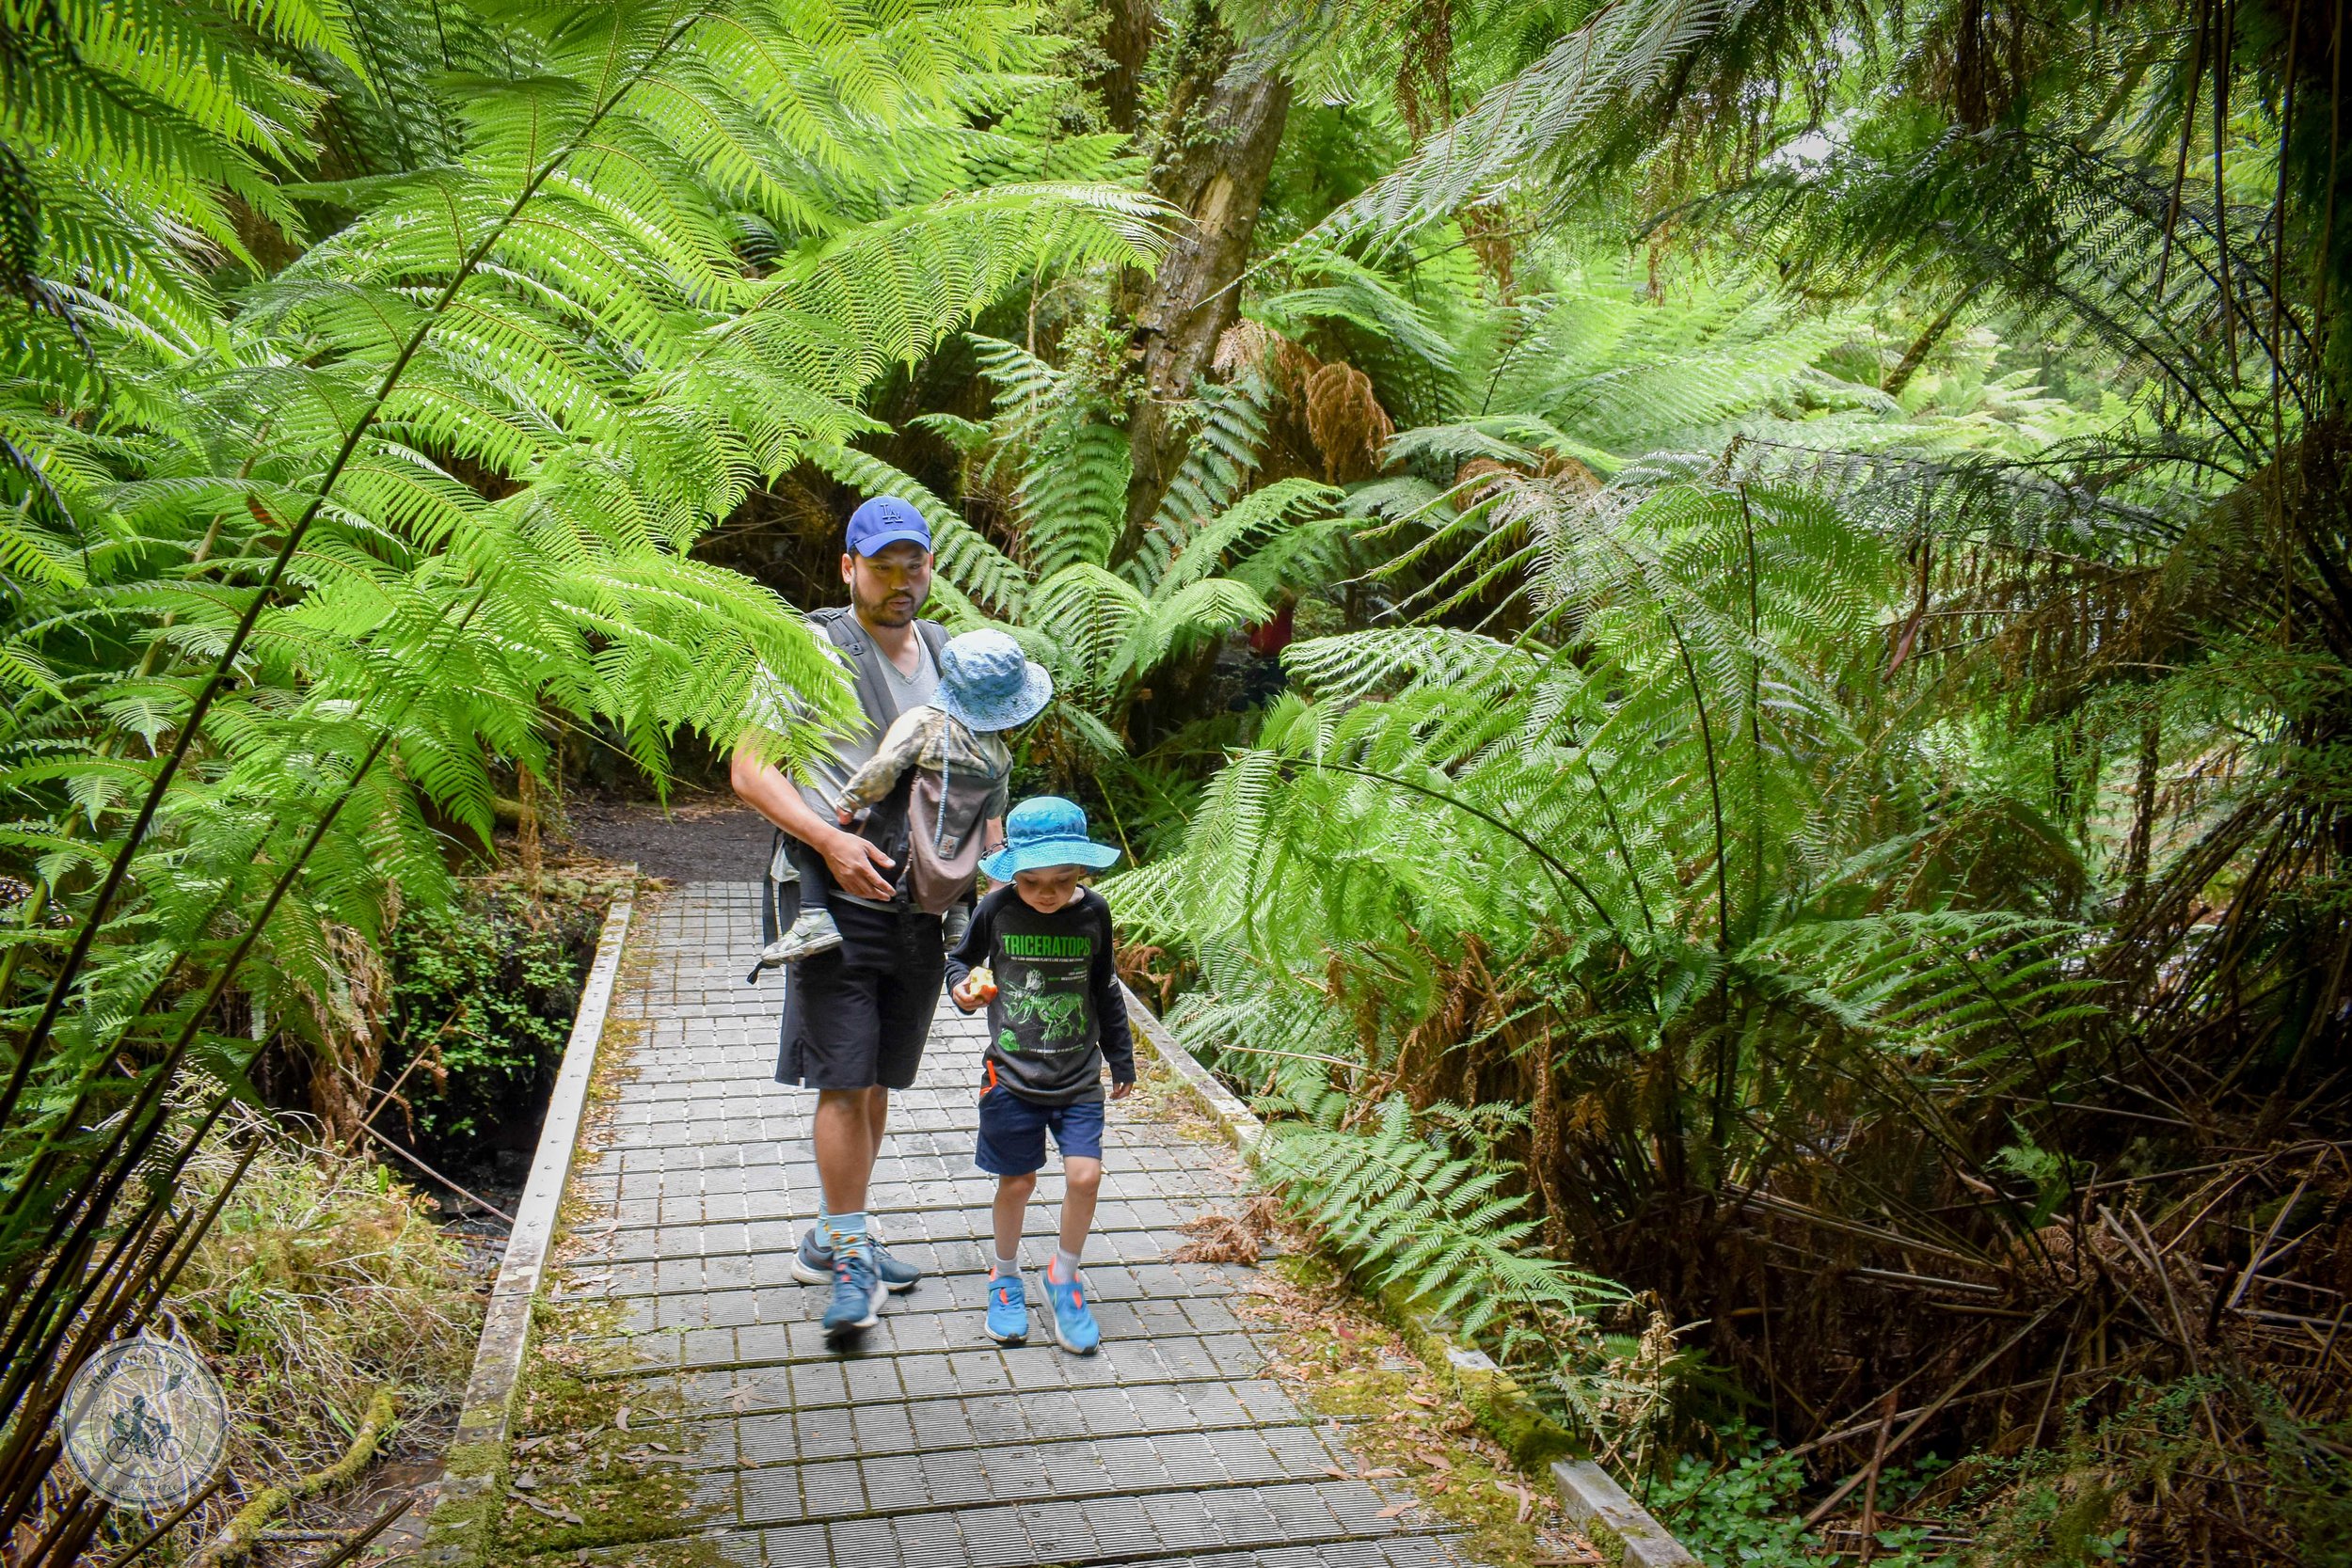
top-left (187, 1387), bottom-right (395, 1568)
top-left (357, 1123), bottom-right (516, 1225)
top-left (1803, 1305), bottom-right (2062, 1528)
top-left (309, 1494), bottom-right (418, 1568)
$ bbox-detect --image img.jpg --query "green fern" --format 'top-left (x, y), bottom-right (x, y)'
top-left (1255, 1094), bottom-right (1624, 1341)
top-left (0, 2), bottom-right (1163, 1529)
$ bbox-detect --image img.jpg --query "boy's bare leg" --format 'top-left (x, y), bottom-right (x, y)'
top-left (993, 1173), bottom-right (1037, 1263)
top-left (1057, 1157), bottom-right (1103, 1259)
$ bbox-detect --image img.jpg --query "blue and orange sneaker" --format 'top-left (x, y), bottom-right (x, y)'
top-left (821, 1245), bottom-right (885, 1344)
top-left (984, 1269), bottom-right (1028, 1345)
top-left (1042, 1261), bottom-right (1100, 1354)
top-left (791, 1226), bottom-right (919, 1293)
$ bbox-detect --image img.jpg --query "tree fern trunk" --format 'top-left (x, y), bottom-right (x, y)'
top-left (1119, 2), bottom-right (1290, 562)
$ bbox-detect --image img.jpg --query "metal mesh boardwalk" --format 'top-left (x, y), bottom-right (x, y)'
top-left (517, 880), bottom-right (1480, 1567)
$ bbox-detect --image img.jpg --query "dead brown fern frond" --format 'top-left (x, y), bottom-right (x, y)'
top-left (1304, 361), bottom-right (1393, 483)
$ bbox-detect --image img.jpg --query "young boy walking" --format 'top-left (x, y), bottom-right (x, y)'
top-left (946, 797), bottom-right (1133, 1353)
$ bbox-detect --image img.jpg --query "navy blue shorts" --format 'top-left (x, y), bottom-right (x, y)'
top-left (975, 1084), bottom-right (1104, 1176)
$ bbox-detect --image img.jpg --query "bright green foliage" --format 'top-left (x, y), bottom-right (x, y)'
top-left (840, 333), bottom-right (1341, 742)
top-left (1257, 1093), bottom-right (1623, 1342)
top-left (0, 0), bottom-right (1158, 1531)
top-left (385, 886), bottom-right (598, 1144)
top-left (1124, 466), bottom-right (2101, 1171)
top-left (0, 0), bottom-right (1155, 1105)
top-left (1104, 0), bottom-right (2347, 1550)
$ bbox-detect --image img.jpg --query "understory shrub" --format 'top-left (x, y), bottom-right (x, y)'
top-left (1646, 1432), bottom-right (1942, 1567)
top-left (382, 875), bottom-right (608, 1153)
top-left (168, 1126), bottom-right (483, 1486)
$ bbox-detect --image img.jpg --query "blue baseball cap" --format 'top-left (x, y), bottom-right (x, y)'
top-left (845, 495), bottom-right (933, 557)
top-left (981, 796), bottom-right (1121, 880)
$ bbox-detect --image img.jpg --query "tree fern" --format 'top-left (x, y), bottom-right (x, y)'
top-left (1256, 1094), bottom-right (1624, 1342)
top-left (1126, 371), bottom-right (1275, 589)
top-left (911, 328), bottom-right (1337, 737)
top-left (0, 4), bottom-right (1162, 1545)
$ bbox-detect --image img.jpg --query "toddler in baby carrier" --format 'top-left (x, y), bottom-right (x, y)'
top-left (747, 629), bottom-right (1051, 980)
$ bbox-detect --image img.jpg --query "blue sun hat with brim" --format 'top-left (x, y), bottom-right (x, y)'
top-left (982, 796), bottom-right (1121, 881)
top-left (938, 628), bottom-right (1053, 734)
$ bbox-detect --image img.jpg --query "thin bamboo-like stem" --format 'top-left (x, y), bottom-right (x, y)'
top-left (125, 1135), bottom-right (267, 1329)
top-left (2319, 5), bottom-right (2344, 356)
top-left (2271, 0), bottom-right (2303, 647)
top-left (1663, 614), bottom-right (1733, 958)
top-left (2154, 0), bottom-right (2211, 305)
top-left (0, 1095), bottom-right (231, 1414)
top-left (0, 571), bottom-right (500, 1466)
top-left (1584, 760), bottom-right (1656, 935)
top-left (1288, 757), bottom-right (1623, 938)
top-left (96, 1471), bottom-right (228, 1568)
top-left (2215, 0), bottom-right (2238, 373)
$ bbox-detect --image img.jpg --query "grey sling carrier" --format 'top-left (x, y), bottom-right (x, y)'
top-left (751, 610), bottom-right (949, 976)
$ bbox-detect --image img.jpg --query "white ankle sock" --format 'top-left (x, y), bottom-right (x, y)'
top-left (1052, 1246), bottom-right (1081, 1279)
top-left (992, 1252), bottom-right (1020, 1276)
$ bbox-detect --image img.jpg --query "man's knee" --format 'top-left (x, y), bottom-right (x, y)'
top-left (814, 1089), bottom-right (870, 1142)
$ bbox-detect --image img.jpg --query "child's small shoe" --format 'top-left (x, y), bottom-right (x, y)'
top-left (1042, 1261), bottom-right (1100, 1354)
top-left (769, 909), bottom-right (843, 963)
top-left (984, 1268), bottom-right (1028, 1345)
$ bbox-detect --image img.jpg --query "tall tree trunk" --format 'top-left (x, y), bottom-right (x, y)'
top-left (1120, 3), bottom-right (1291, 560)
top-left (1091, 0), bottom-right (1159, 135)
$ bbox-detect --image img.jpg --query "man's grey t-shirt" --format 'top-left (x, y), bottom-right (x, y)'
top-left (746, 628), bottom-right (938, 910)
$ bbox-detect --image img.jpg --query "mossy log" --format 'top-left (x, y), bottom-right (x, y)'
top-left (188, 1386), bottom-right (395, 1568)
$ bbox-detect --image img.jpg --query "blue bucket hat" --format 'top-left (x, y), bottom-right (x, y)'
top-left (937, 629), bottom-right (1052, 734)
top-left (845, 495), bottom-right (932, 557)
top-left (981, 796), bottom-right (1121, 880)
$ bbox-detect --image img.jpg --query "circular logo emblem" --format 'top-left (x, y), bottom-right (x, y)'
top-left (56, 1334), bottom-right (229, 1507)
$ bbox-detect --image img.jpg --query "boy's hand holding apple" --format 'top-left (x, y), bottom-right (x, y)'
top-left (952, 964), bottom-right (996, 1010)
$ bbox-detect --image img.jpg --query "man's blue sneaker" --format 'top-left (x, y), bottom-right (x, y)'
top-left (790, 1227), bottom-right (919, 1292)
top-left (1042, 1263), bottom-right (1100, 1354)
top-left (821, 1247), bottom-right (885, 1343)
top-left (984, 1269), bottom-right (1028, 1345)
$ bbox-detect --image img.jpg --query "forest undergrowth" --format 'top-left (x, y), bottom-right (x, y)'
top-left (7, 0), bottom-right (2352, 1561)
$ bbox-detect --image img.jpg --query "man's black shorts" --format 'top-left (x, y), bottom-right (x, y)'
top-left (776, 896), bottom-right (945, 1091)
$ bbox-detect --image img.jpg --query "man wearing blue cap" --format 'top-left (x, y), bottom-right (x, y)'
top-left (732, 495), bottom-right (979, 1342)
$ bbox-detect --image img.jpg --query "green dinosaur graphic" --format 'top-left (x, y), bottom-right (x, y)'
top-left (999, 967), bottom-right (1088, 1043)
top-left (996, 1027), bottom-right (1021, 1054)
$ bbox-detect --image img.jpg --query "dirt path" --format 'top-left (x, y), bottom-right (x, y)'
top-left (559, 793), bottom-right (776, 885)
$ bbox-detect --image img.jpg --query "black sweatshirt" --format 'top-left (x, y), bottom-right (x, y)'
top-left (946, 885), bottom-right (1136, 1105)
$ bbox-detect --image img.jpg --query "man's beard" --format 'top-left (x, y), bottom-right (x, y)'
top-left (857, 582), bottom-right (922, 627)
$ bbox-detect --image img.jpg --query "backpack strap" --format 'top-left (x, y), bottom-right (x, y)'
top-left (761, 826), bottom-right (785, 945)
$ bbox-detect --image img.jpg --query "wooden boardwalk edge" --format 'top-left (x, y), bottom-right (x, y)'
top-left (418, 879), bottom-right (641, 1568)
top-left (1119, 984), bottom-right (1699, 1567)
